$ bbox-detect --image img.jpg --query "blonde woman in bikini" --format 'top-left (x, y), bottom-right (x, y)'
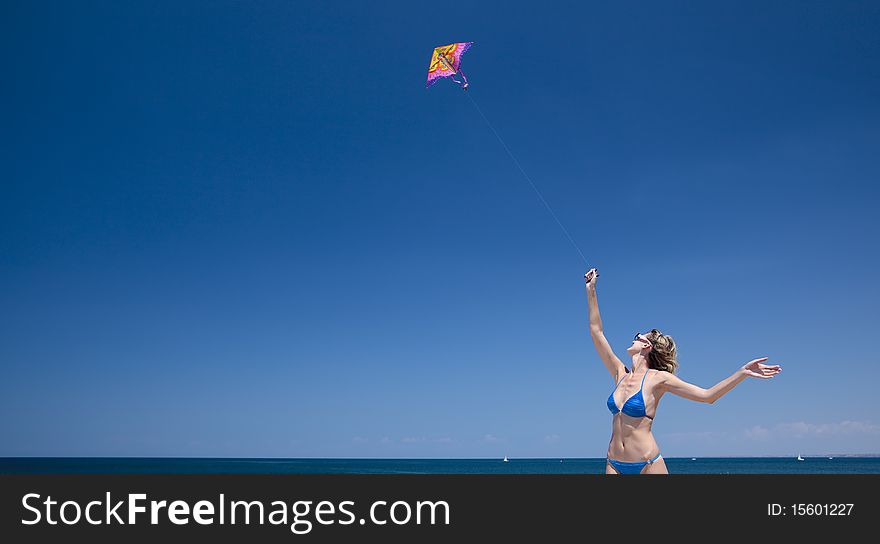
top-left (584, 268), bottom-right (781, 474)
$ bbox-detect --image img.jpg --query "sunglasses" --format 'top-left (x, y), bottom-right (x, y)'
top-left (634, 333), bottom-right (653, 347)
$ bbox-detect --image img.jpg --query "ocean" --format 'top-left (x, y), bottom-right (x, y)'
top-left (3, 457), bottom-right (880, 474)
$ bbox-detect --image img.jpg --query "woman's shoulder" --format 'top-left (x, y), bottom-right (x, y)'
top-left (648, 368), bottom-right (674, 385)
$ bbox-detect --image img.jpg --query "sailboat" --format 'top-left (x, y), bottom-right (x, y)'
top-left (797, 454), bottom-right (805, 461)
top-left (503, 456), bottom-right (509, 462)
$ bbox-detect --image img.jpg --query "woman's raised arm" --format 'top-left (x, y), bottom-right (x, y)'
top-left (585, 269), bottom-right (626, 381)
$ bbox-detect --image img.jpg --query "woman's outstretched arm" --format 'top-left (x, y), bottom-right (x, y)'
top-left (657, 358), bottom-right (782, 403)
top-left (585, 268), bottom-right (626, 381)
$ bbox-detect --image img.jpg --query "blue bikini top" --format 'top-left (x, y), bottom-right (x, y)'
top-left (607, 370), bottom-right (653, 420)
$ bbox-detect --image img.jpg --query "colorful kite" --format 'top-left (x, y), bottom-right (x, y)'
top-left (426, 42), bottom-right (473, 89)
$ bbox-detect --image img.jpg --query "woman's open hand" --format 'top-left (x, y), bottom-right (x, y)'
top-left (741, 358), bottom-right (782, 379)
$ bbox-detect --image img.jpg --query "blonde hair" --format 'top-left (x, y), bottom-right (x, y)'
top-left (645, 328), bottom-right (678, 374)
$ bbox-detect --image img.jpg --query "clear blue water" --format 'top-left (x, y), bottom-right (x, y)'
top-left (3, 457), bottom-right (880, 474)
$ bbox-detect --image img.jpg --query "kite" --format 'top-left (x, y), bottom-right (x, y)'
top-left (426, 42), bottom-right (473, 89)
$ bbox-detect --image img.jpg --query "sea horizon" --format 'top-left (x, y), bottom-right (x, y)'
top-left (4, 454), bottom-right (879, 459)
top-left (4, 456), bottom-right (880, 475)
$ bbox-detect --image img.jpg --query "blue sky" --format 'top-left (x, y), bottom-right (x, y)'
top-left (2, 1), bottom-right (879, 458)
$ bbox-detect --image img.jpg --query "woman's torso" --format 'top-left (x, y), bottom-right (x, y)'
top-left (606, 368), bottom-right (664, 462)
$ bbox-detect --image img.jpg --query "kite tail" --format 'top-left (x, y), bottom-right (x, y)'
top-left (455, 68), bottom-right (470, 89)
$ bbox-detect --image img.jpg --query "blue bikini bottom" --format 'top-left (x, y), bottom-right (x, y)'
top-left (607, 453), bottom-right (662, 475)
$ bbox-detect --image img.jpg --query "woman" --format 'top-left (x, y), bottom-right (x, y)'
top-left (584, 268), bottom-right (781, 474)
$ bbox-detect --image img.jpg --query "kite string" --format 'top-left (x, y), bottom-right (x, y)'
top-left (465, 91), bottom-right (589, 266)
